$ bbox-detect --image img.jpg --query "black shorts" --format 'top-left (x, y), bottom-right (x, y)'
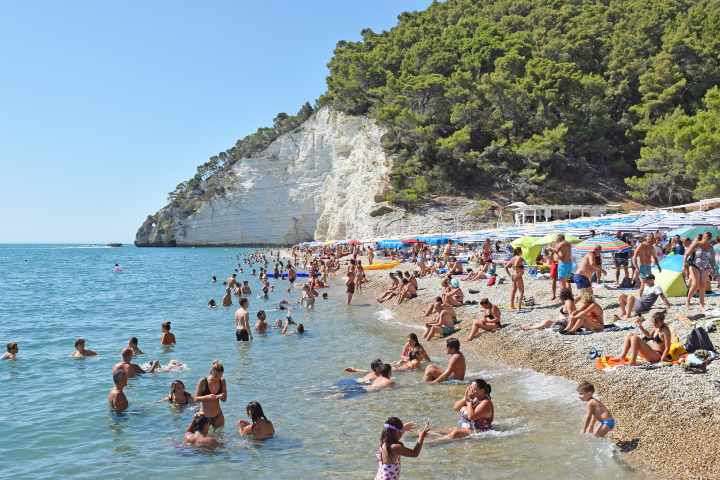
top-left (614, 256), bottom-right (629, 267)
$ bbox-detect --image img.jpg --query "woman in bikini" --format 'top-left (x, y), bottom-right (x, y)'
top-left (481, 239), bottom-right (493, 272)
top-left (397, 333), bottom-right (430, 364)
top-left (616, 310), bottom-right (671, 365)
top-left (194, 360), bottom-right (227, 429)
top-left (564, 291), bottom-right (604, 333)
top-left (237, 401), bottom-right (275, 440)
top-left (377, 273), bottom-right (401, 303)
top-left (504, 247), bottom-right (526, 310)
top-left (374, 417), bottom-right (430, 480)
top-left (464, 298), bottom-right (502, 341)
top-left (684, 232), bottom-right (715, 310)
top-left (429, 379), bottom-right (494, 443)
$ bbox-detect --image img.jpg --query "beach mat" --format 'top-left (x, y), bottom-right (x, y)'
top-left (594, 355), bottom-right (681, 371)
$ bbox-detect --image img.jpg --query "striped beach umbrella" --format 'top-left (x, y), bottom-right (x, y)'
top-left (575, 235), bottom-right (631, 252)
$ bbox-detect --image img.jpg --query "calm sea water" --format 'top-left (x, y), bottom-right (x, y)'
top-left (0, 245), bottom-right (640, 479)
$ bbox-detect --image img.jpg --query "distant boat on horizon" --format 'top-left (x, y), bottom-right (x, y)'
top-left (107, 243), bottom-right (123, 247)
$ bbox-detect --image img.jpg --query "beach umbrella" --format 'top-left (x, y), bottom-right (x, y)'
top-left (346, 239), bottom-right (361, 245)
top-left (667, 225), bottom-right (720, 239)
top-left (533, 233), bottom-right (581, 246)
top-left (575, 235), bottom-right (631, 253)
top-left (401, 238), bottom-right (420, 244)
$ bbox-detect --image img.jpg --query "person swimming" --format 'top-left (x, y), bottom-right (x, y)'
top-left (367, 363), bottom-right (395, 391)
top-left (255, 310), bottom-right (268, 334)
top-left (72, 338), bottom-right (97, 357)
top-left (113, 263), bottom-right (122, 273)
top-left (208, 299), bottom-right (217, 309)
top-left (345, 358), bottom-right (384, 384)
top-left (113, 348), bottom-right (159, 378)
top-left (164, 380), bottom-right (194, 405)
top-left (194, 360), bottom-right (227, 429)
top-left (237, 401), bottom-right (275, 440)
top-left (184, 414), bottom-right (219, 449)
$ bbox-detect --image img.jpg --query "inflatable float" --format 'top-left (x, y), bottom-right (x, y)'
top-left (364, 261), bottom-right (402, 271)
top-left (267, 272), bottom-right (310, 279)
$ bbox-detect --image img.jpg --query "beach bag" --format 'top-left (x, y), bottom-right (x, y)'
top-left (487, 275), bottom-right (497, 287)
top-left (668, 341), bottom-right (687, 361)
top-left (684, 327), bottom-right (716, 353)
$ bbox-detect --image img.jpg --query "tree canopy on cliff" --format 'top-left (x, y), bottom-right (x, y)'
top-left (321, 0), bottom-right (720, 205)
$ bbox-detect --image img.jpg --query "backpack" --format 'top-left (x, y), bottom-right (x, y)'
top-left (684, 327), bottom-right (716, 353)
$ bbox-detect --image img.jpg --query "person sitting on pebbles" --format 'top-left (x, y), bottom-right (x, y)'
top-left (442, 278), bottom-right (464, 307)
top-left (464, 298), bottom-right (501, 341)
top-left (423, 299), bottom-right (457, 341)
top-left (614, 311), bottom-right (671, 365)
top-left (614, 274), bottom-right (670, 321)
top-left (562, 291), bottom-right (604, 334)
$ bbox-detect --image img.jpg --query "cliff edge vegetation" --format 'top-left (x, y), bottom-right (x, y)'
top-left (322, 0), bottom-right (720, 205)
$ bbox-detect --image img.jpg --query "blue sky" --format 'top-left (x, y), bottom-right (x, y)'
top-left (0, 1), bottom-right (432, 243)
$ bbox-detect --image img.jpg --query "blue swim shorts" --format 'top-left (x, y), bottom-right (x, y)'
top-left (573, 273), bottom-right (591, 289)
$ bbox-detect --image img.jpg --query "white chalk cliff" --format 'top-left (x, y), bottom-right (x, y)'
top-left (135, 107), bottom-right (393, 245)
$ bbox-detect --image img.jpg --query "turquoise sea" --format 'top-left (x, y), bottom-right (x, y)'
top-left (0, 245), bottom-right (640, 479)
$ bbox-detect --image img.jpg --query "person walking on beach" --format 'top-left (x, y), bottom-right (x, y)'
top-left (577, 382), bottom-right (615, 438)
top-left (552, 234), bottom-right (573, 290)
top-left (374, 417), bottom-right (430, 480)
top-left (684, 232), bottom-right (715, 310)
top-left (108, 370), bottom-right (128, 413)
top-left (613, 231), bottom-right (630, 284)
top-left (195, 360), bottom-right (227, 429)
top-left (633, 236), bottom-right (661, 297)
top-left (424, 338), bottom-right (466, 383)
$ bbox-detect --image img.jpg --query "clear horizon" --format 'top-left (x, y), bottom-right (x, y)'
top-left (0, 1), bottom-right (432, 244)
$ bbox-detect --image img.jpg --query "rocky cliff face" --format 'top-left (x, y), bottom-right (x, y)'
top-left (135, 108), bottom-right (394, 246)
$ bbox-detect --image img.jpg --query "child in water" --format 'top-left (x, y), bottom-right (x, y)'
top-left (108, 370), bottom-right (128, 412)
top-left (577, 381), bottom-right (615, 437)
top-left (185, 414), bottom-right (219, 449)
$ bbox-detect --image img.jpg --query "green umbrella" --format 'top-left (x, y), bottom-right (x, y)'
top-left (533, 233), bottom-right (581, 246)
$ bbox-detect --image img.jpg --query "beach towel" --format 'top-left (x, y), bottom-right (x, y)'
top-left (594, 355), bottom-right (683, 372)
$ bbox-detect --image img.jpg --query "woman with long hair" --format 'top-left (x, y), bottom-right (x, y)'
top-left (237, 401), bottom-right (275, 440)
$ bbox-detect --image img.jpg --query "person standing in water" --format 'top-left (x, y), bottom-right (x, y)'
top-left (108, 370), bottom-right (128, 413)
top-left (194, 360), bottom-right (227, 429)
top-left (374, 417), bottom-right (430, 480)
top-left (255, 310), bottom-right (268, 334)
top-left (235, 298), bottom-right (251, 341)
top-left (2, 342), bottom-right (18, 360)
top-left (72, 338), bottom-right (97, 357)
top-left (287, 263), bottom-right (297, 293)
top-left (160, 321), bottom-right (176, 345)
top-left (346, 269), bottom-right (356, 305)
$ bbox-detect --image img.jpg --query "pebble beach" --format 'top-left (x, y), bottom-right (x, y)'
top-left (359, 263), bottom-right (720, 479)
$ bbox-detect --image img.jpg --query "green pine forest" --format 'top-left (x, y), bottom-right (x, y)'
top-left (170, 0), bottom-right (720, 212)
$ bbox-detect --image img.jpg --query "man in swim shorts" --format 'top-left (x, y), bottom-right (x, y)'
top-left (108, 369), bottom-right (128, 412)
top-left (113, 348), bottom-right (158, 379)
top-left (573, 246), bottom-right (600, 294)
top-left (235, 298), bottom-right (250, 340)
top-left (552, 234), bottom-right (573, 289)
top-left (613, 231), bottom-right (631, 284)
top-left (423, 301), bottom-right (456, 341)
top-left (632, 235), bottom-right (661, 297)
top-left (424, 338), bottom-right (466, 383)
